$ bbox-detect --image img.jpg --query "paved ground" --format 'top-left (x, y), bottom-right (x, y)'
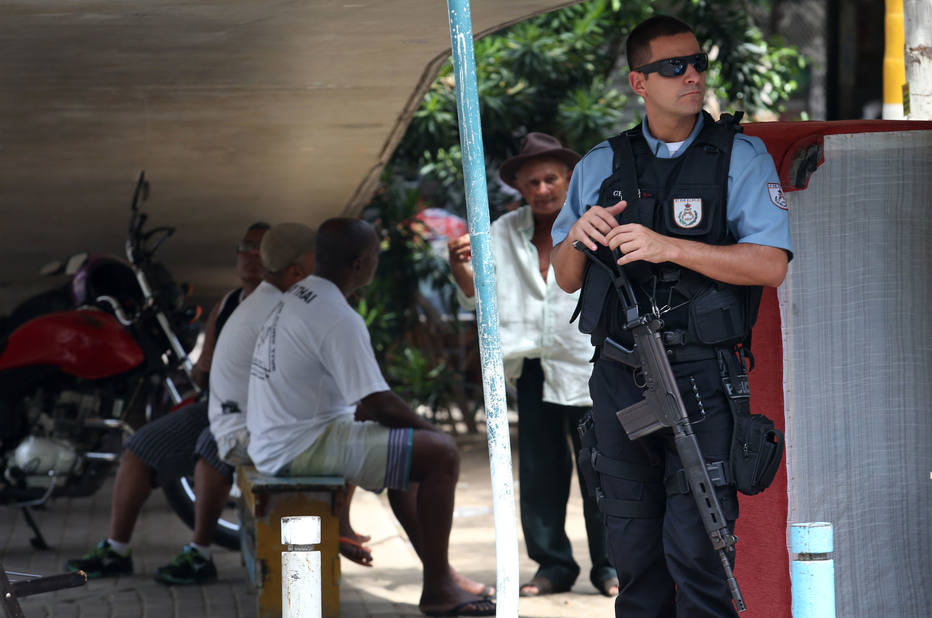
top-left (1, 428), bottom-right (616, 617)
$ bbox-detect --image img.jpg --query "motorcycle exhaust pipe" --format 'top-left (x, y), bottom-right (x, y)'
top-left (82, 452), bottom-right (120, 462)
top-left (83, 417), bottom-right (135, 436)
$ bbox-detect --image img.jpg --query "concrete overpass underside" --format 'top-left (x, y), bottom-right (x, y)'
top-left (1, 0), bottom-right (581, 308)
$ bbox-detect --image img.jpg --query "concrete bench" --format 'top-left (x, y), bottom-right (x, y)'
top-left (236, 465), bottom-right (344, 618)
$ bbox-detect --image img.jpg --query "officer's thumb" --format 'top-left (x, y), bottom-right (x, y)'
top-left (608, 201), bottom-right (627, 214)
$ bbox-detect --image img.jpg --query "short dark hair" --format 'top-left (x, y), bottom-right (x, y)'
top-left (626, 15), bottom-right (695, 71)
top-left (247, 221), bottom-right (271, 233)
top-left (315, 217), bottom-right (378, 272)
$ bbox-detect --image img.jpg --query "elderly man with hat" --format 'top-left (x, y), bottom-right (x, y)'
top-left (448, 133), bottom-right (618, 598)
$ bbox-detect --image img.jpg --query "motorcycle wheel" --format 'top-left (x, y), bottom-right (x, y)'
top-left (161, 476), bottom-right (242, 551)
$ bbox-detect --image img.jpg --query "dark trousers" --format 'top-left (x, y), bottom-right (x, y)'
top-left (516, 358), bottom-right (615, 589)
top-left (589, 356), bottom-right (739, 618)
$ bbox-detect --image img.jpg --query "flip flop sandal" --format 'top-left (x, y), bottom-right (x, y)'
top-left (338, 536), bottom-right (373, 567)
top-left (422, 597), bottom-right (497, 616)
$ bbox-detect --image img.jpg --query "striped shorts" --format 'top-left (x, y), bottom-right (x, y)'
top-left (125, 400), bottom-right (234, 485)
top-left (283, 417), bottom-right (412, 491)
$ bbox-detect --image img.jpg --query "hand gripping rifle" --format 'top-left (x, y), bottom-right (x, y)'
top-left (573, 240), bottom-right (746, 613)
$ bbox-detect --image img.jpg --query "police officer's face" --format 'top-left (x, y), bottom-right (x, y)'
top-left (632, 33), bottom-right (706, 120)
top-left (513, 157), bottom-right (571, 218)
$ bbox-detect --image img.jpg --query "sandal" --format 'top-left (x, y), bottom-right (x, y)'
top-left (598, 576), bottom-right (620, 597)
top-left (519, 575), bottom-right (570, 597)
top-left (338, 536), bottom-right (373, 567)
top-left (422, 598), bottom-right (496, 616)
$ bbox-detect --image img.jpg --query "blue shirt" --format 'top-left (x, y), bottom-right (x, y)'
top-left (552, 114), bottom-right (794, 259)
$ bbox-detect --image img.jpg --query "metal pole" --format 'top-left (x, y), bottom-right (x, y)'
top-left (883, 0), bottom-right (906, 119)
top-left (445, 1), bottom-right (519, 615)
top-left (281, 516), bottom-right (322, 618)
top-left (790, 521), bottom-right (836, 618)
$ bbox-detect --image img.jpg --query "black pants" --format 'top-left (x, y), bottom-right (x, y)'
top-left (516, 358), bottom-right (615, 590)
top-left (589, 356), bottom-right (739, 618)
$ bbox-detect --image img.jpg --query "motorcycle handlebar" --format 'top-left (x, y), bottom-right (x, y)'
top-left (95, 295), bottom-right (134, 325)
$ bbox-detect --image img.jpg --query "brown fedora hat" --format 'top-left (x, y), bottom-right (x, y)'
top-left (499, 132), bottom-right (581, 188)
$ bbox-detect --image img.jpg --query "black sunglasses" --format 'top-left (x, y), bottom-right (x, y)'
top-left (632, 53), bottom-right (709, 77)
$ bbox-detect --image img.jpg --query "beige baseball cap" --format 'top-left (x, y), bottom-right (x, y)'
top-left (260, 222), bottom-right (317, 272)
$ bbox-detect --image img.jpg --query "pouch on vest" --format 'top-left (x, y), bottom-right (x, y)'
top-left (730, 412), bottom-right (784, 495)
top-left (573, 249), bottom-right (629, 346)
top-left (688, 283), bottom-right (750, 346)
top-left (576, 260), bottom-right (611, 338)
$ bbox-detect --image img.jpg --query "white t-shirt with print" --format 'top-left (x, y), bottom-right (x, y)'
top-left (246, 274), bottom-right (390, 475)
top-left (207, 281), bottom-right (283, 444)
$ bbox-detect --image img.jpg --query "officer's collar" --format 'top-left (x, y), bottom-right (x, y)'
top-left (641, 113), bottom-right (704, 158)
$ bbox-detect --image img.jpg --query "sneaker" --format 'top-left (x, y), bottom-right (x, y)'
top-left (64, 540), bottom-right (133, 579)
top-left (154, 545), bottom-right (218, 585)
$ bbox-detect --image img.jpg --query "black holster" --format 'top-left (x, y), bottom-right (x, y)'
top-left (719, 348), bottom-right (785, 495)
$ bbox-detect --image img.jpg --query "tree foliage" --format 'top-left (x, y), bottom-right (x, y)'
top-left (391, 0), bottom-right (806, 215)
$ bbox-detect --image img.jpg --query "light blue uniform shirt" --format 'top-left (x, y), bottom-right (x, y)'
top-left (552, 113), bottom-right (794, 259)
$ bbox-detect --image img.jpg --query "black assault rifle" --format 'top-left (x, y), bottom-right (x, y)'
top-left (573, 240), bottom-right (746, 613)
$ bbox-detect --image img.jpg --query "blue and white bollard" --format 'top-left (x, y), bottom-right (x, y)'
top-left (790, 521), bottom-right (835, 618)
top-left (281, 516), bottom-right (322, 618)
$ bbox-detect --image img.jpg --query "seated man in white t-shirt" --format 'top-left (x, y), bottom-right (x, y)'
top-left (247, 218), bottom-right (495, 617)
top-left (201, 222), bottom-right (373, 567)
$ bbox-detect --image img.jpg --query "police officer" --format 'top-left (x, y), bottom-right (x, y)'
top-left (550, 15), bottom-right (793, 617)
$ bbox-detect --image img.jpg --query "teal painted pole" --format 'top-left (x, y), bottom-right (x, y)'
top-left (791, 522), bottom-right (836, 618)
top-left (446, 0), bottom-right (519, 614)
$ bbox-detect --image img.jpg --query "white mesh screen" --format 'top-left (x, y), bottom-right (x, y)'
top-left (779, 130), bottom-right (932, 617)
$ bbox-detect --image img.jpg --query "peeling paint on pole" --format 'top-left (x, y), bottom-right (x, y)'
top-left (446, 1), bottom-right (520, 615)
top-left (281, 516), bottom-right (322, 618)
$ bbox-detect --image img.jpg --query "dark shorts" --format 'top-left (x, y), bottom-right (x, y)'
top-left (194, 425), bottom-right (234, 481)
top-left (125, 400), bottom-right (234, 486)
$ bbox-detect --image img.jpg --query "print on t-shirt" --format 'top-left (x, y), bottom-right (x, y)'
top-left (251, 301), bottom-right (284, 381)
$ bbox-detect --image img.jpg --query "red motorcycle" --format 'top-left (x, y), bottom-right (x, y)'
top-left (0, 172), bottom-right (204, 549)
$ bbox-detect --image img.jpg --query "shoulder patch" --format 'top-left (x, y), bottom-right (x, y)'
top-left (768, 182), bottom-right (788, 210)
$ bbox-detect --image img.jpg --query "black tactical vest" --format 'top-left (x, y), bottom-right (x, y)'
top-left (576, 111), bottom-right (762, 352)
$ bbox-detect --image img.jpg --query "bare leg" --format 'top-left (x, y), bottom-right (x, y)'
top-left (338, 484), bottom-right (370, 543)
top-left (109, 450), bottom-right (154, 543)
top-left (337, 484), bottom-right (373, 566)
top-left (191, 458), bottom-right (233, 547)
top-left (388, 483), bottom-right (491, 597)
top-left (387, 481), bottom-right (422, 556)
top-left (400, 430), bottom-right (494, 614)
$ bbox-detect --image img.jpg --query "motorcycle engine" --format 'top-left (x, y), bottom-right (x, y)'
top-left (24, 388), bottom-right (102, 441)
top-left (2, 388), bottom-right (101, 489)
top-left (5, 435), bottom-right (81, 488)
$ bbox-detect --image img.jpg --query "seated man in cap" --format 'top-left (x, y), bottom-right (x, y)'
top-left (247, 217), bottom-right (495, 617)
top-left (448, 133), bottom-right (617, 597)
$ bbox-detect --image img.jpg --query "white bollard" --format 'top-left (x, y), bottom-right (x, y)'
top-left (790, 521), bottom-right (835, 618)
top-left (281, 516), bottom-right (322, 618)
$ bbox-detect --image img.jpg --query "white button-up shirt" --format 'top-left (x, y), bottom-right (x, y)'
top-left (457, 205), bottom-right (593, 407)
